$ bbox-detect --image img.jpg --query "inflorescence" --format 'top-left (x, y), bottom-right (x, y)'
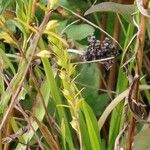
top-left (82, 35), bottom-right (118, 70)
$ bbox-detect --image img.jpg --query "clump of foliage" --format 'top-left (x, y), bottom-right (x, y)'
top-left (0, 0), bottom-right (150, 150)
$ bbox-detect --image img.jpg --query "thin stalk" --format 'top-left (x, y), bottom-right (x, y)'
top-left (87, 0), bottom-right (101, 26)
top-left (0, 10), bottom-right (52, 130)
top-left (108, 1), bottom-right (124, 149)
top-left (126, 1), bottom-right (148, 150)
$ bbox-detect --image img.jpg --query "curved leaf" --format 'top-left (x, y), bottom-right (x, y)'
top-left (85, 2), bottom-right (136, 23)
top-left (98, 85), bottom-right (150, 131)
top-left (136, 0), bottom-right (150, 17)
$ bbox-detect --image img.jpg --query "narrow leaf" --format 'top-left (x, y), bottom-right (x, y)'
top-left (0, 48), bottom-right (16, 75)
top-left (82, 101), bottom-right (101, 150)
top-left (31, 114), bottom-right (59, 150)
top-left (79, 110), bottom-right (92, 150)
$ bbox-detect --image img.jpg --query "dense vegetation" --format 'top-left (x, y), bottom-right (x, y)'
top-left (0, 0), bottom-right (150, 150)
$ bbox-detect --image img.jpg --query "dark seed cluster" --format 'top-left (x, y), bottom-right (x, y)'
top-left (82, 35), bottom-right (118, 70)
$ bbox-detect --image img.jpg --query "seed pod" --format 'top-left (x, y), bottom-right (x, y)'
top-left (82, 36), bottom-right (118, 69)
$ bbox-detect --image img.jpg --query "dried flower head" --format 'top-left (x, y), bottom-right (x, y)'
top-left (82, 35), bottom-right (118, 70)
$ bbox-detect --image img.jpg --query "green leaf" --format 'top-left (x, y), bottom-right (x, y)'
top-left (15, 79), bottom-right (51, 149)
top-left (65, 24), bottom-right (95, 40)
top-left (98, 89), bottom-right (129, 131)
top-left (61, 119), bottom-right (67, 150)
top-left (77, 64), bottom-right (109, 116)
top-left (50, 0), bottom-right (58, 9)
top-left (16, 0), bottom-right (26, 21)
top-left (8, 19), bottom-right (28, 38)
top-left (82, 101), bottom-right (101, 150)
top-left (0, 0), bottom-right (13, 14)
top-left (108, 68), bottom-right (127, 150)
top-left (0, 48), bottom-right (16, 75)
top-left (79, 110), bottom-right (92, 150)
top-left (39, 39), bottom-right (74, 149)
top-left (108, 24), bottom-right (134, 150)
top-left (85, 2), bottom-right (136, 24)
top-left (0, 31), bottom-right (17, 45)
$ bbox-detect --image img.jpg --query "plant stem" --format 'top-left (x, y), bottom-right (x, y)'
top-left (126, 117), bottom-right (136, 150)
top-left (126, 0), bottom-right (148, 150)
